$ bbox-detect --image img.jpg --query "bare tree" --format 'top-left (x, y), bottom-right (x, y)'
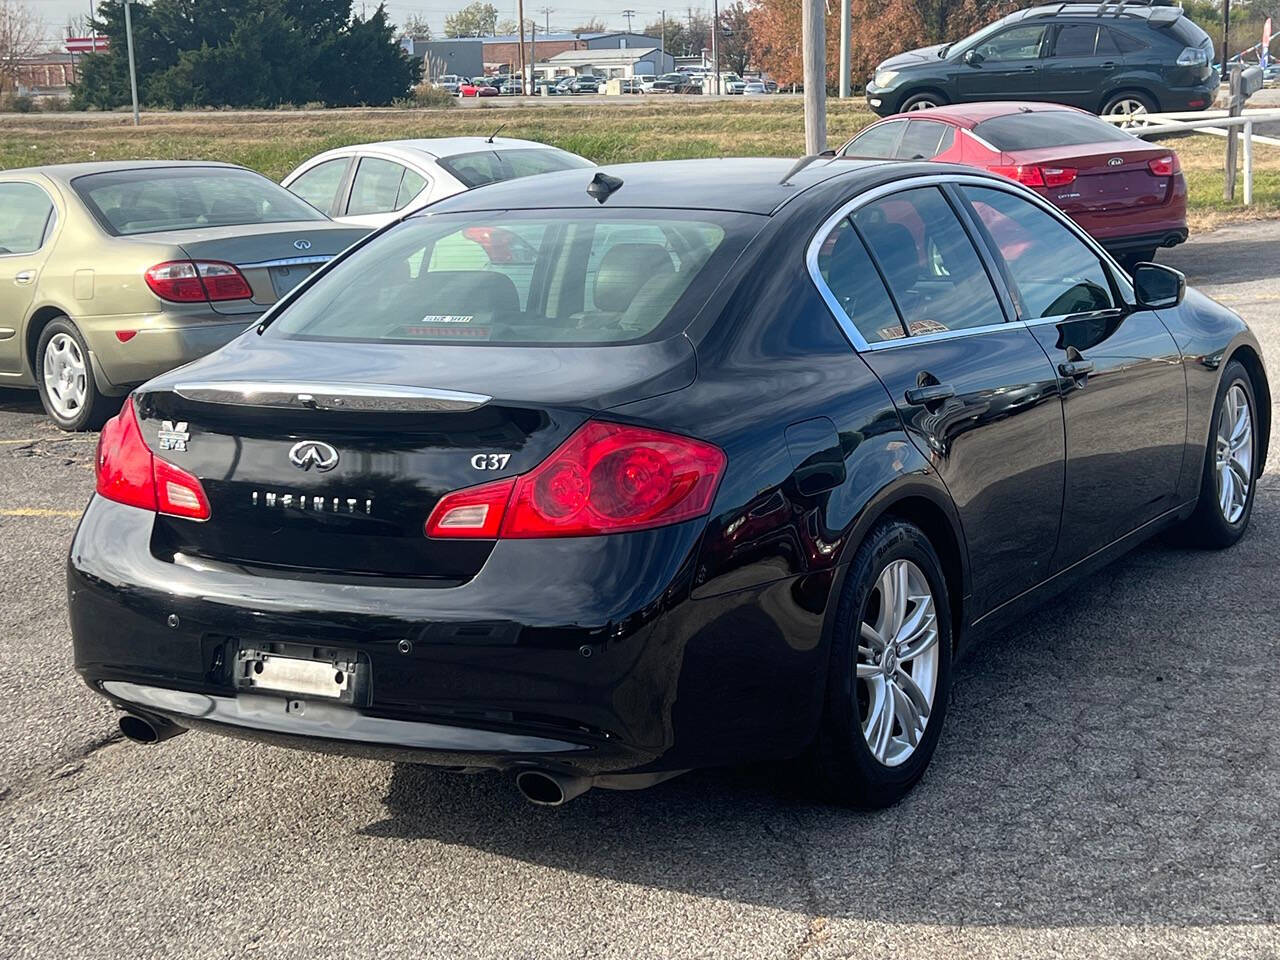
top-left (0, 0), bottom-right (44, 94)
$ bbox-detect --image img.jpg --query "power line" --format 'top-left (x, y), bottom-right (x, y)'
top-left (621, 8), bottom-right (636, 32)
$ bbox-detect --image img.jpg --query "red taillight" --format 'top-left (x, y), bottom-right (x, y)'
top-left (425, 422), bottom-right (726, 540)
top-left (95, 397), bottom-right (210, 520)
top-left (989, 164), bottom-right (1076, 188)
top-left (1148, 155), bottom-right (1180, 177)
top-left (115, 330), bottom-right (137, 343)
top-left (145, 260), bottom-right (252, 303)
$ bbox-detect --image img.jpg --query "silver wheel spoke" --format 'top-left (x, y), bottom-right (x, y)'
top-left (872, 684), bottom-right (896, 760)
top-left (890, 682), bottom-right (920, 747)
top-left (896, 668), bottom-right (932, 724)
top-left (1215, 384), bottom-right (1253, 524)
top-left (859, 621), bottom-right (885, 651)
top-left (856, 661), bottom-right (881, 678)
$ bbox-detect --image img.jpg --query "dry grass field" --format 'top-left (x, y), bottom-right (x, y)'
top-left (1, 98), bottom-right (1276, 229)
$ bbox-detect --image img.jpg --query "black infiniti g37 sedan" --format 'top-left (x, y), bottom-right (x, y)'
top-left (70, 158), bottom-right (1270, 808)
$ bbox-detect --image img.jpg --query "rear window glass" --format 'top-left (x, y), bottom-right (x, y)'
top-left (1170, 17), bottom-right (1211, 48)
top-left (266, 209), bottom-right (761, 346)
top-left (438, 149), bottom-right (593, 188)
top-left (73, 167), bottom-right (326, 237)
top-left (973, 111), bottom-right (1135, 151)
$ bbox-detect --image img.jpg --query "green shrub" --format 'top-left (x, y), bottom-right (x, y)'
top-left (2, 94), bottom-right (37, 113)
top-left (406, 83), bottom-right (457, 109)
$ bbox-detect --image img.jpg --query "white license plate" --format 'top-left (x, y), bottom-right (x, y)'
top-left (237, 650), bottom-right (354, 699)
top-left (270, 265), bottom-right (315, 298)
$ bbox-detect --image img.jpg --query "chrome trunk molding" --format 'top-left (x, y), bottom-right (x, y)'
top-left (172, 380), bottom-right (492, 412)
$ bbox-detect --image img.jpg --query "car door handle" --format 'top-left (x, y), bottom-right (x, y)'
top-left (1058, 360), bottom-right (1095, 379)
top-left (904, 383), bottom-right (956, 406)
top-left (1100, 60), bottom-right (1116, 68)
top-left (14, 271), bottom-right (35, 285)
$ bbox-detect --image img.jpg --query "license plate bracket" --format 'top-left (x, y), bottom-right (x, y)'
top-left (269, 264), bottom-right (316, 299)
top-left (235, 641), bottom-right (365, 705)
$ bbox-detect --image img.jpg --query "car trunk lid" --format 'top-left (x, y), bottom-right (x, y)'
top-left (140, 222), bottom-right (369, 316)
top-left (1007, 141), bottom-right (1178, 214)
top-left (133, 336), bottom-right (695, 581)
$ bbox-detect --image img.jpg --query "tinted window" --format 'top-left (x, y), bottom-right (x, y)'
top-left (816, 218), bottom-right (905, 343)
top-left (1052, 24), bottom-right (1098, 57)
top-left (974, 25), bottom-right (1047, 61)
top-left (1109, 28), bottom-right (1147, 53)
top-left (1095, 27), bottom-right (1121, 56)
top-left (268, 211), bottom-right (756, 346)
top-left (853, 187), bottom-right (1005, 335)
top-left (841, 120), bottom-right (906, 158)
top-left (288, 158), bottom-right (348, 213)
top-left (937, 126), bottom-right (955, 155)
top-left (973, 111), bottom-right (1134, 150)
top-left (397, 169), bottom-right (428, 209)
top-left (897, 120), bottom-right (949, 160)
top-left (74, 167), bottom-right (325, 237)
top-left (0, 183), bottom-right (55, 255)
top-left (348, 158), bottom-right (409, 216)
top-left (498, 148), bottom-right (593, 180)
top-left (963, 186), bottom-right (1115, 318)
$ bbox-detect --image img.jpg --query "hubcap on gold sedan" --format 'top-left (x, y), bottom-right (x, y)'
top-left (42, 333), bottom-right (88, 419)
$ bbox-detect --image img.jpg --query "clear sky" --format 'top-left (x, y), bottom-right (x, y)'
top-left (25, 0), bottom-right (707, 47)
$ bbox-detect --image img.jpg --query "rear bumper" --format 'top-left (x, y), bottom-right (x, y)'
top-left (69, 496), bottom-right (830, 775)
top-left (81, 314), bottom-right (258, 393)
top-left (1099, 227), bottom-right (1189, 255)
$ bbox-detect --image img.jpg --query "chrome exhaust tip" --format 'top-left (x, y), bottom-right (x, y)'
top-left (118, 712), bottom-right (186, 745)
top-left (514, 769), bottom-right (592, 806)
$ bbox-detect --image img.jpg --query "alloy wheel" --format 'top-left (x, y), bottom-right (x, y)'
top-left (42, 332), bottom-right (88, 420)
top-left (1215, 382), bottom-right (1254, 524)
top-left (906, 99), bottom-right (938, 111)
top-left (856, 559), bottom-right (940, 767)
top-left (1107, 98), bottom-right (1150, 129)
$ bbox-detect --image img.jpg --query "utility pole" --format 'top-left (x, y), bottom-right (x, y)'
top-left (529, 20), bottom-right (537, 93)
top-left (802, 0), bottom-right (826, 153)
top-left (517, 0), bottom-right (526, 91)
top-left (710, 0), bottom-right (719, 95)
top-left (839, 0), bottom-right (851, 98)
top-left (621, 9), bottom-right (636, 32)
top-left (1223, 0), bottom-right (1231, 71)
top-left (659, 9), bottom-right (665, 65)
top-left (122, 0), bottom-right (139, 126)
top-left (539, 5), bottom-right (552, 32)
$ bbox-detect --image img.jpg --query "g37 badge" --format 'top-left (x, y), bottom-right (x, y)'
top-left (471, 453), bottom-right (511, 470)
top-left (157, 421), bottom-right (190, 452)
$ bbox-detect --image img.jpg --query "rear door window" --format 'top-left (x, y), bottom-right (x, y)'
top-left (347, 158), bottom-right (412, 216)
top-left (815, 218), bottom-right (905, 343)
top-left (841, 120), bottom-right (907, 158)
top-left (0, 183), bottom-right (55, 255)
top-left (896, 120), bottom-right (951, 160)
top-left (396, 168), bottom-right (429, 209)
top-left (288, 158), bottom-right (349, 214)
top-left (853, 187), bottom-right (1006, 335)
top-left (1052, 24), bottom-right (1098, 57)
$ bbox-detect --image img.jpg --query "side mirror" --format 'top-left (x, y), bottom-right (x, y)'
top-left (1132, 262), bottom-right (1185, 309)
top-left (963, 49), bottom-right (984, 66)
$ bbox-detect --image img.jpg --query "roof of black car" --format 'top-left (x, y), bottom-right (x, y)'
top-left (1014, 2), bottom-right (1184, 24)
top-left (419, 157), bottom-right (885, 216)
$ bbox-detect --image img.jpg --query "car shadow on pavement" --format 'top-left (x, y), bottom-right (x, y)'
top-left (363, 518), bottom-right (1280, 929)
top-left (1162, 236), bottom-right (1280, 288)
top-left (0, 392), bottom-right (47, 416)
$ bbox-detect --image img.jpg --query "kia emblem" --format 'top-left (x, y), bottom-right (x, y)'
top-left (288, 440), bottom-right (339, 472)
top-left (1107, 158), bottom-right (1123, 167)
top-left (294, 239), bottom-right (312, 250)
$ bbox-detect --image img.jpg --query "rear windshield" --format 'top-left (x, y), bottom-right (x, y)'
top-left (1169, 16), bottom-right (1211, 47)
top-left (437, 148), bottom-right (593, 188)
top-left (974, 111), bottom-right (1135, 151)
top-left (73, 167), bottom-right (326, 237)
top-left (266, 209), bottom-right (761, 346)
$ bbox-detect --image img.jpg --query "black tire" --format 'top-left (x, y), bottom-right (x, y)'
top-left (900, 91), bottom-right (947, 112)
top-left (807, 519), bottom-right (953, 808)
top-left (1178, 360), bottom-right (1259, 548)
top-left (34, 317), bottom-right (112, 432)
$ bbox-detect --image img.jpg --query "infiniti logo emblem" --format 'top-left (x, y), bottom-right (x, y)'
top-left (294, 239), bottom-right (312, 250)
top-left (288, 440), bottom-right (339, 472)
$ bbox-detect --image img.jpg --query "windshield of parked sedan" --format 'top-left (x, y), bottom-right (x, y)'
top-left (266, 209), bottom-right (762, 345)
top-left (437, 149), bottom-right (594, 188)
top-left (973, 112), bottom-right (1136, 151)
top-left (72, 167), bottom-right (327, 237)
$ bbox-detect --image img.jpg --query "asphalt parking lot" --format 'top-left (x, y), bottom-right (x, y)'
top-left (2, 223), bottom-right (1278, 960)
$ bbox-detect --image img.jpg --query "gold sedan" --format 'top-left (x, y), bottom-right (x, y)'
top-left (0, 161), bottom-right (368, 429)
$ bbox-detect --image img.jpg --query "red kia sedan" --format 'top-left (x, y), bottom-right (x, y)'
top-left (838, 102), bottom-right (1187, 267)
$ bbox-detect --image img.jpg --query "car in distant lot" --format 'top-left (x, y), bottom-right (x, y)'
top-left (743, 81), bottom-right (768, 95)
top-left (0, 162), bottom-right (367, 430)
top-left (839, 101), bottom-right (1187, 266)
top-left (73, 158), bottom-right (1268, 811)
top-left (459, 79), bottom-right (499, 97)
top-left (865, 2), bottom-right (1217, 121)
top-left (283, 138), bottom-right (594, 230)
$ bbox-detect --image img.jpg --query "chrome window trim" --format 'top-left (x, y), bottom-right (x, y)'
top-left (806, 172), bottom-right (1135, 353)
top-left (172, 381), bottom-right (491, 412)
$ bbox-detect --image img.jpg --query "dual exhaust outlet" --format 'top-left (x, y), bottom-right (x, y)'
top-left (118, 711), bottom-right (675, 806)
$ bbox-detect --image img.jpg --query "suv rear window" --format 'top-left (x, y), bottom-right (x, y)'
top-left (73, 167), bottom-right (326, 237)
top-left (267, 209), bottom-right (761, 346)
top-left (974, 111), bottom-right (1134, 151)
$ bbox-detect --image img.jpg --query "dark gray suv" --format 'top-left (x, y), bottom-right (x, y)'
top-left (866, 2), bottom-right (1217, 120)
